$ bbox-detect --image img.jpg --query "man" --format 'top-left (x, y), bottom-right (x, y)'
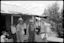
top-left (35, 17), bottom-right (47, 42)
top-left (16, 18), bottom-right (26, 42)
top-left (28, 17), bottom-right (35, 42)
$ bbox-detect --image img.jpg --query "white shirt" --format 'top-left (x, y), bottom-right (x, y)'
top-left (1, 35), bottom-right (6, 42)
top-left (11, 26), bottom-right (16, 34)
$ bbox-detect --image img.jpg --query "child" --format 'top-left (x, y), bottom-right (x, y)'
top-left (1, 31), bottom-right (8, 42)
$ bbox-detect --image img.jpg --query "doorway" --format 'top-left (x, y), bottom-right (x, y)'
top-left (1, 14), bottom-right (6, 35)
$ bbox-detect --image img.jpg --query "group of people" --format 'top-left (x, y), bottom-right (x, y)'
top-left (1, 17), bottom-right (54, 42)
top-left (15, 17), bottom-right (48, 42)
top-left (16, 17), bottom-right (37, 42)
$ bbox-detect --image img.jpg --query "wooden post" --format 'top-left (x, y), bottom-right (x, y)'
top-left (11, 15), bottom-right (13, 25)
top-left (11, 15), bottom-right (13, 33)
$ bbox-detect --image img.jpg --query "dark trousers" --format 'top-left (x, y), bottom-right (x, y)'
top-left (12, 33), bottom-right (17, 42)
top-left (28, 23), bottom-right (35, 42)
top-left (28, 28), bottom-right (35, 42)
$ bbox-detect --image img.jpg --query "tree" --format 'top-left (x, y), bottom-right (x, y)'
top-left (43, 2), bottom-right (63, 38)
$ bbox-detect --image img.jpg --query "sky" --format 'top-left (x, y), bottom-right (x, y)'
top-left (1, 1), bottom-right (63, 16)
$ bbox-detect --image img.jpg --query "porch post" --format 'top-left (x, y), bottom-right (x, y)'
top-left (11, 15), bottom-right (13, 33)
top-left (11, 15), bottom-right (13, 25)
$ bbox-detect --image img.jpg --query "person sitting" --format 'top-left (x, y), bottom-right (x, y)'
top-left (1, 31), bottom-right (8, 42)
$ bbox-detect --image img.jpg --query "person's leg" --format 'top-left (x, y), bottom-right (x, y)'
top-left (16, 32), bottom-right (21, 42)
top-left (13, 33), bottom-right (17, 42)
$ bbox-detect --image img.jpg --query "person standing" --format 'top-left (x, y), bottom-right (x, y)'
top-left (28, 18), bottom-right (35, 42)
top-left (16, 18), bottom-right (26, 42)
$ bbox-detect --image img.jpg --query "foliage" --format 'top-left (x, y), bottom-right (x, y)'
top-left (43, 3), bottom-right (63, 38)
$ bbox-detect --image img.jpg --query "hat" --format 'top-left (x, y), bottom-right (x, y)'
top-left (18, 18), bottom-right (23, 21)
top-left (35, 17), bottom-right (41, 20)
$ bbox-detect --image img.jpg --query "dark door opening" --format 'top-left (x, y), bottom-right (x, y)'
top-left (1, 14), bottom-right (6, 35)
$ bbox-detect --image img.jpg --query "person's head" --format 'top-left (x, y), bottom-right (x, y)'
top-left (29, 17), bottom-right (35, 23)
top-left (18, 18), bottom-right (23, 24)
top-left (2, 31), bottom-right (9, 36)
top-left (2, 31), bottom-right (7, 35)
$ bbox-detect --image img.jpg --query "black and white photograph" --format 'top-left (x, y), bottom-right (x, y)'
top-left (0, 1), bottom-right (63, 42)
